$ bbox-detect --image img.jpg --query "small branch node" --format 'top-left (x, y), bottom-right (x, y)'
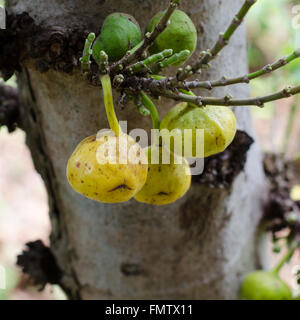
top-left (202, 63), bottom-right (211, 70)
top-left (195, 96), bottom-right (203, 106)
top-left (242, 75), bottom-right (250, 83)
top-left (232, 16), bottom-right (241, 27)
top-left (224, 94), bottom-right (233, 103)
top-left (279, 57), bottom-right (288, 66)
top-left (263, 64), bottom-right (273, 73)
top-left (283, 86), bottom-right (292, 97)
top-left (113, 74), bottom-right (124, 87)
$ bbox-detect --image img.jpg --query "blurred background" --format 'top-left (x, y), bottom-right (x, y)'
top-left (0, 0), bottom-right (299, 299)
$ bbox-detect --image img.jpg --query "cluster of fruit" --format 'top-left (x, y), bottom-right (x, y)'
top-left (66, 10), bottom-right (237, 206)
top-left (65, 8), bottom-right (300, 300)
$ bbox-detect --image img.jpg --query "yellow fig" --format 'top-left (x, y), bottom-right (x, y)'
top-left (160, 102), bottom-right (237, 158)
top-left (134, 146), bottom-right (191, 205)
top-left (67, 131), bottom-right (148, 203)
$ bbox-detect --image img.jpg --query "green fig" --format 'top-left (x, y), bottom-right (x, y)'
top-left (146, 10), bottom-right (197, 65)
top-left (160, 102), bottom-right (237, 158)
top-left (241, 271), bottom-right (292, 300)
top-left (93, 13), bottom-right (142, 62)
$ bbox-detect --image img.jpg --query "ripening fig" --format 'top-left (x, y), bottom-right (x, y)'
top-left (66, 131), bottom-right (148, 203)
top-left (146, 10), bottom-right (197, 65)
top-left (134, 146), bottom-right (191, 205)
top-left (160, 103), bottom-right (237, 158)
top-left (240, 271), bottom-right (292, 300)
top-left (92, 13), bottom-right (142, 62)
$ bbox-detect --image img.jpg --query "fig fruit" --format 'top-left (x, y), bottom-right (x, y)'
top-left (146, 10), bottom-right (197, 65)
top-left (134, 146), bottom-right (191, 205)
top-left (92, 13), bottom-right (142, 62)
top-left (160, 103), bottom-right (237, 158)
top-left (67, 131), bottom-right (148, 203)
top-left (241, 271), bottom-right (292, 300)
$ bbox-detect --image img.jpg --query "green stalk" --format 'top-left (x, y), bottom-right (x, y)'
top-left (149, 75), bottom-right (165, 80)
top-left (128, 40), bottom-right (144, 55)
top-left (139, 91), bottom-right (160, 130)
top-left (272, 242), bottom-right (298, 275)
top-left (127, 49), bottom-right (173, 73)
top-left (100, 74), bottom-right (121, 137)
top-left (159, 50), bottom-right (191, 68)
top-left (140, 91), bottom-right (160, 146)
top-left (80, 32), bottom-right (95, 72)
top-left (248, 49), bottom-right (300, 81)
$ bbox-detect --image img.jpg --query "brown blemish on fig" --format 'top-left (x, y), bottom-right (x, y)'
top-left (109, 184), bottom-right (132, 192)
top-left (157, 191), bottom-right (170, 196)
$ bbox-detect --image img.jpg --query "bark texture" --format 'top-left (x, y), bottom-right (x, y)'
top-left (7, 0), bottom-right (266, 299)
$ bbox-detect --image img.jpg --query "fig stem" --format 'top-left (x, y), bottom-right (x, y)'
top-left (151, 50), bottom-right (191, 74)
top-left (272, 242), bottom-right (298, 275)
top-left (140, 91), bottom-right (160, 146)
top-left (149, 75), bottom-right (165, 80)
top-left (96, 50), bottom-right (109, 74)
top-left (140, 91), bottom-right (160, 130)
top-left (128, 40), bottom-right (145, 55)
top-left (80, 32), bottom-right (95, 72)
top-left (125, 49), bottom-right (173, 74)
top-left (100, 74), bottom-right (121, 137)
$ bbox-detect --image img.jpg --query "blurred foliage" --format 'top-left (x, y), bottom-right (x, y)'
top-left (0, 265), bottom-right (19, 300)
top-left (247, 0), bottom-right (300, 120)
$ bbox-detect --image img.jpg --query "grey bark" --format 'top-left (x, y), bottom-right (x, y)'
top-left (8, 0), bottom-right (266, 299)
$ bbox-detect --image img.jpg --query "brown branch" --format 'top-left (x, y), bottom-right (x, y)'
top-left (156, 85), bottom-right (300, 107)
top-left (182, 49), bottom-right (300, 90)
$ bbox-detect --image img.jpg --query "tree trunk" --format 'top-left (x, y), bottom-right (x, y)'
top-left (7, 0), bottom-right (266, 299)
